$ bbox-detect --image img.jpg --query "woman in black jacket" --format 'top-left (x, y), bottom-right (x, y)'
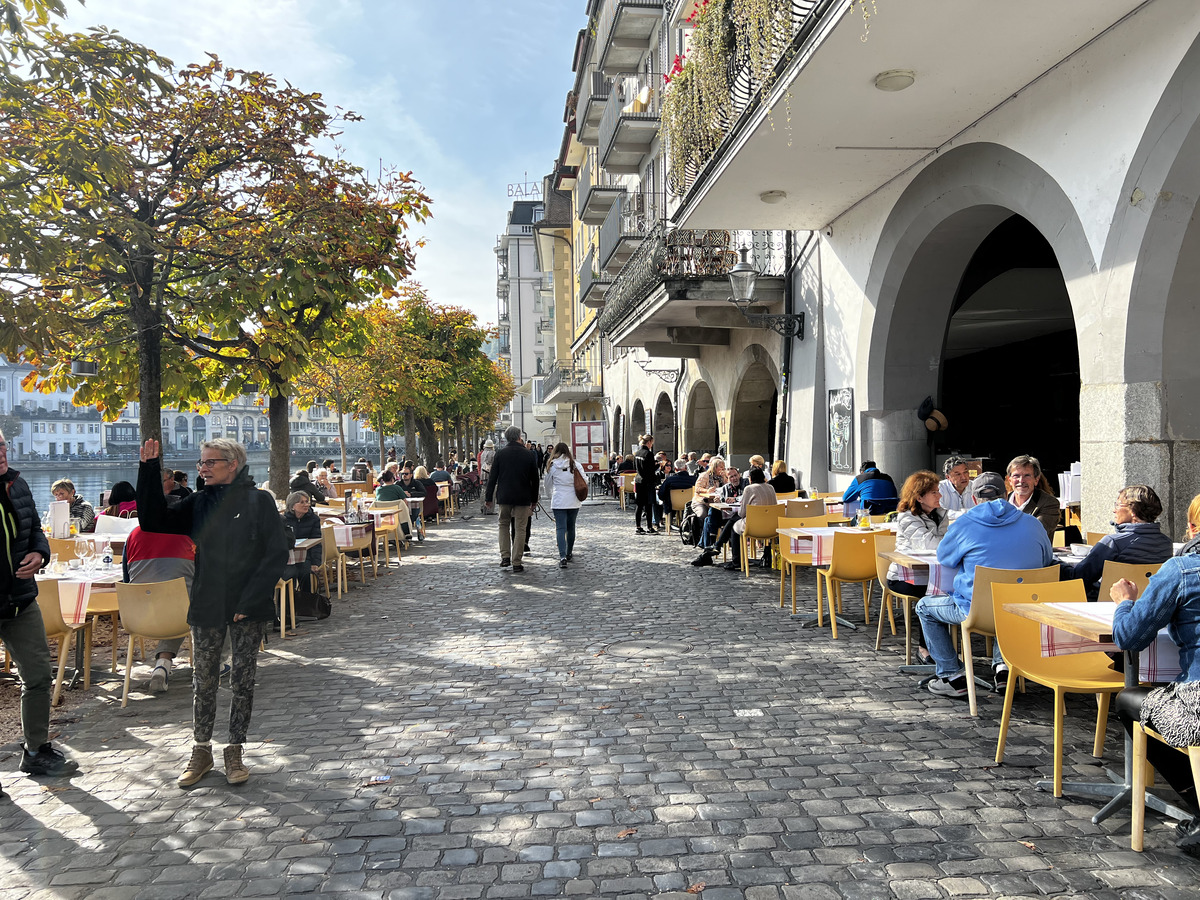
top-left (282, 491), bottom-right (323, 587)
top-left (137, 438), bottom-right (287, 788)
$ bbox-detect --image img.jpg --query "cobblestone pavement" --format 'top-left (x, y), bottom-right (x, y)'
top-left (2, 499), bottom-right (1199, 899)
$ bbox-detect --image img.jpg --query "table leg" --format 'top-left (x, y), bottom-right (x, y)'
top-left (66, 628), bottom-right (87, 689)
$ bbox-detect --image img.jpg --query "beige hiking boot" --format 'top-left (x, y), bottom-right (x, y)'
top-left (224, 744), bottom-right (249, 785)
top-left (177, 744), bottom-right (213, 788)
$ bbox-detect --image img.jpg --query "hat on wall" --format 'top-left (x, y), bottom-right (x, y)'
top-left (917, 395), bottom-right (949, 432)
top-left (972, 472), bottom-right (1006, 501)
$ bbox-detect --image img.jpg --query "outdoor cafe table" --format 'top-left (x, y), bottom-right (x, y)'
top-left (36, 563), bottom-right (123, 688)
top-left (288, 537), bottom-right (321, 565)
top-left (1001, 600), bottom-right (1192, 825)
top-left (777, 525), bottom-right (895, 630)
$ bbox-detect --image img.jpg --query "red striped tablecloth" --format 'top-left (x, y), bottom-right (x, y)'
top-left (1037, 601), bottom-right (1181, 682)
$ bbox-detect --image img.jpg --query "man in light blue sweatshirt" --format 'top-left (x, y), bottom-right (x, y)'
top-left (917, 472), bottom-right (1056, 698)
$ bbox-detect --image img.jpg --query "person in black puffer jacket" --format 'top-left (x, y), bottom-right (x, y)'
top-left (282, 491), bottom-right (323, 587)
top-left (0, 434), bottom-right (79, 788)
top-left (137, 438), bottom-right (287, 789)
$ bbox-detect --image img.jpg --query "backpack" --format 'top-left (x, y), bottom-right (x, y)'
top-left (679, 507), bottom-right (700, 546)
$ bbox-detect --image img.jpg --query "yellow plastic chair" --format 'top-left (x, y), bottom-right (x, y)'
top-left (436, 483), bottom-right (451, 523)
top-left (991, 580), bottom-right (1126, 796)
top-left (37, 577), bottom-right (93, 707)
top-left (739, 504), bottom-right (786, 577)
top-left (872, 532), bottom-right (924, 664)
top-left (786, 498), bottom-right (825, 518)
top-left (88, 589), bottom-right (122, 673)
top-left (1086, 531), bottom-right (1108, 545)
top-left (370, 500), bottom-right (405, 565)
top-left (619, 473), bottom-right (637, 511)
top-left (811, 491), bottom-right (841, 500)
top-left (273, 579), bottom-right (295, 641)
top-left (774, 491), bottom-right (799, 501)
top-left (320, 525), bottom-right (348, 599)
top-left (337, 526), bottom-right (376, 586)
top-left (961, 564), bottom-right (1061, 716)
top-left (815, 531), bottom-right (879, 638)
top-left (47, 537), bottom-right (79, 562)
top-left (776, 516), bottom-right (828, 614)
top-left (1097, 560), bottom-right (1162, 606)
top-left (1132, 724), bottom-right (1200, 850)
top-left (114, 578), bottom-right (190, 708)
top-left (669, 488), bottom-right (694, 535)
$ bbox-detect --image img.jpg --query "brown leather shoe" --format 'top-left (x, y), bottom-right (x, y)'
top-left (224, 744), bottom-right (249, 785)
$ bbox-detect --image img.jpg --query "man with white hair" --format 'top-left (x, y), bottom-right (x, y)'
top-left (484, 426), bottom-right (540, 573)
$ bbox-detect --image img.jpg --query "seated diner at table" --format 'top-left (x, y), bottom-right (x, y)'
top-left (99, 481), bottom-right (137, 518)
top-left (917, 472), bottom-right (1055, 698)
top-left (690, 455), bottom-right (728, 549)
top-left (938, 456), bottom-right (974, 513)
top-left (768, 460), bottom-right (798, 496)
top-left (281, 492), bottom-right (322, 589)
top-left (289, 468), bottom-right (327, 504)
top-left (842, 460), bottom-right (898, 515)
top-left (693, 466), bottom-right (777, 570)
top-left (1006, 454), bottom-right (1059, 539)
top-left (312, 467), bottom-right (333, 497)
top-left (887, 470), bottom-right (950, 660)
top-left (1061, 484), bottom-right (1173, 599)
top-left (1111, 500), bottom-right (1200, 852)
top-left (51, 478), bottom-right (95, 532)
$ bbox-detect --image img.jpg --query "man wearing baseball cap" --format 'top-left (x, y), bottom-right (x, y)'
top-left (916, 472), bottom-right (1055, 698)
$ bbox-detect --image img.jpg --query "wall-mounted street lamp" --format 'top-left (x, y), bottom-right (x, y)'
top-left (726, 248), bottom-right (804, 339)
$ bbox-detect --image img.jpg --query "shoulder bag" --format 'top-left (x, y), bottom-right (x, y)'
top-left (572, 463), bottom-right (588, 502)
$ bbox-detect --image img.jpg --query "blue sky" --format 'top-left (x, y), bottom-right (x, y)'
top-left (65, 0), bottom-right (584, 327)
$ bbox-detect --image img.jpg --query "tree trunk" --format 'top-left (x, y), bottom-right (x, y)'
top-left (268, 386), bottom-right (291, 498)
top-left (376, 410), bottom-right (386, 469)
top-left (403, 407), bottom-right (416, 464)
top-left (132, 296), bottom-right (163, 448)
top-left (417, 415), bottom-right (438, 467)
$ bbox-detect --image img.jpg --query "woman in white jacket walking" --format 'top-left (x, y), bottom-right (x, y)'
top-left (544, 442), bottom-right (587, 568)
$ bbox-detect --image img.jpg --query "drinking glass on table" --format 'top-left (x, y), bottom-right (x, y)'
top-left (76, 538), bottom-right (95, 574)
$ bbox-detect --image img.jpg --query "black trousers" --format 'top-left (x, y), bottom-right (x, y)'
top-left (634, 485), bottom-right (655, 528)
top-left (1117, 687), bottom-right (1199, 814)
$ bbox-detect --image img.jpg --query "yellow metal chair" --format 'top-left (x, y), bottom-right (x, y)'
top-left (961, 564), bottom-right (1061, 716)
top-left (1097, 560), bottom-right (1162, 606)
top-left (815, 531), bottom-right (879, 638)
top-left (37, 577), bottom-right (93, 707)
top-left (738, 504), bottom-right (786, 577)
top-left (786, 498), bottom-right (825, 518)
top-left (777, 516), bottom-right (828, 614)
top-left (991, 580), bottom-right (1126, 796)
top-left (669, 488), bottom-right (694, 535)
top-left (872, 532), bottom-right (925, 665)
top-left (1132, 725), bottom-right (1200, 850)
top-left (114, 578), bottom-right (190, 708)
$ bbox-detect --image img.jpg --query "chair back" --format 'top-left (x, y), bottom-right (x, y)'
top-left (115, 578), bottom-right (190, 640)
top-left (811, 491), bottom-right (840, 500)
top-left (422, 490), bottom-right (440, 519)
top-left (669, 488), bottom-right (694, 510)
top-left (1097, 560), bottom-right (1163, 604)
top-left (437, 483), bottom-right (450, 502)
top-left (786, 498), bottom-right (825, 517)
top-left (1086, 530), bottom-right (1108, 546)
top-left (35, 577), bottom-right (70, 638)
top-left (321, 524), bottom-right (340, 561)
top-left (992, 579), bottom-right (1115, 677)
top-left (95, 515), bottom-right (138, 535)
top-left (743, 504), bottom-right (786, 541)
top-left (965, 564), bottom-right (1060, 633)
top-left (371, 498), bottom-right (412, 528)
top-left (47, 537), bottom-right (78, 562)
top-left (873, 531), bottom-right (897, 586)
top-left (774, 491), bottom-right (799, 501)
top-left (828, 531), bottom-right (878, 581)
top-left (1052, 529), bottom-right (1067, 548)
top-left (777, 515), bottom-right (829, 529)
top-left (621, 473), bottom-right (637, 494)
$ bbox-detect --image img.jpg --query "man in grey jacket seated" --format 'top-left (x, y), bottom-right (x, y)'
top-left (1061, 484), bottom-right (1173, 600)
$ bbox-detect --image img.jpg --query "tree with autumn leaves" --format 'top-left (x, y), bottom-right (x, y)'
top-left (0, 8), bottom-right (432, 494)
top-left (296, 288), bottom-right (512, 471)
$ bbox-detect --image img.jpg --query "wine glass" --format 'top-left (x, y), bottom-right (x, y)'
top-left (75, 539), bottom-right (95, 574)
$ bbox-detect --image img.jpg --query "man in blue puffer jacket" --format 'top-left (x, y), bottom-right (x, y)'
top-left (917, 472), bottom-right (1055, 698)
top-left (0, 432), bottom-right (79, 794)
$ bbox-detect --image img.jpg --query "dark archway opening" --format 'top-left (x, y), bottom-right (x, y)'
top-left (653, 393), bottom-right (675, 459)
top-left (684, 383), bottom-right (718, 455)
top-left (937, 215), bottom-right (1080, 476)
top-left (729, 363), bottom-right (778, 468)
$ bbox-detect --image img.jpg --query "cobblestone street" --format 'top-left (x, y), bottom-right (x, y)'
top-left (2, 499), bottom-right (1198, 899)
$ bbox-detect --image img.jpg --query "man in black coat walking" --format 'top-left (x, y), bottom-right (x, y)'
top-left (634, 434), bottom-right (659, 534)
top-left (484, 426), bottom-right (540, 573)
top-left (0, 432), bottom-right (79, 793)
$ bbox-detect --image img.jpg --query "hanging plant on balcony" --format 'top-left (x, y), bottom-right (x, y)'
top-left (661, 0), bottom-right (734, 195)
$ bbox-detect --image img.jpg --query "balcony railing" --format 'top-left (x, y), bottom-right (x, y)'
top-left (599, 72), bottom-right (661, 175)
top-left (575, 159), bottom-right (626, 225)
top-left (542, 363), bottom-right (601, 403)
top-left (577, 70), bottom-right (612, 146)
top-left (597, 226), bottom-right (787, 337)
top-left (598, 192), bottom-right (661, 274)
top-left (579, 246), bottom-right (613, 309)
top-left (596, 0), bottom-right (664, 75)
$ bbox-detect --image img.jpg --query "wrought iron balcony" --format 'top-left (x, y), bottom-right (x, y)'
top-left (542, 363), bottom-right (601, 404)
top-left (598, 192), bottom-right (660, 274)
top-left (596, 0), bottom-right (664, 75)
top-left (579, 246), bottom-right (613, 310)
top-left (599, 72), bottom-right (661, 175)
top-left (577, 70), bottom-right (612, 146)
top-left (575, 158), bottom-right (626, 225)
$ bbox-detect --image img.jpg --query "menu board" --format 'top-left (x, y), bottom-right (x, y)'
top-left (571, 420), bottom-right (607, 473)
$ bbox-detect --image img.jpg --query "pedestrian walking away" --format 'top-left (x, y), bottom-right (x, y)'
top-left (484, 426), bottom-right (539, 573)
top-left (0, 430), bottom-right (79, 795)
top-left (136, 438), bottom-right (287, 788)
top-left (544, 442), bottom-right (587, 567)
top-left (633, 433), bottom-right (659, 535)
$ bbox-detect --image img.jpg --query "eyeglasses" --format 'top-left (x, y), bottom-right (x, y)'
top-left (196, 458), bottom-right (231, 470)
top-left (0, 442), bottom-right (8, 450)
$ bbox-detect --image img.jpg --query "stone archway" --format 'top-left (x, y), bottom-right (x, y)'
top-left (682, 381), bottom-right (718, 455)
top-left (653, 393), bottom-right (675, 460)
top-left (728, 362), bottom-right (777, 468)
top-left (629, 398), bottom-right (646, 452)
top-left (612, 405), bottom-right (624, 461)
top-left (862, 142), bottom-right (1095, 481)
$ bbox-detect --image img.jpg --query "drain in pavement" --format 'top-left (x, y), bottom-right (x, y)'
top-left (603, 638), bottom-right (694, 659)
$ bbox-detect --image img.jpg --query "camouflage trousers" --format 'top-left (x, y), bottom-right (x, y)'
top-left (191, 620), bottom-right (267, 745)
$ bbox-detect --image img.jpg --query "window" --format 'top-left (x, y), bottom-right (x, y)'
top-left (76, 424), bottom-right (84, 433)
top-left (48, 423), bottom-right (56, 433)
